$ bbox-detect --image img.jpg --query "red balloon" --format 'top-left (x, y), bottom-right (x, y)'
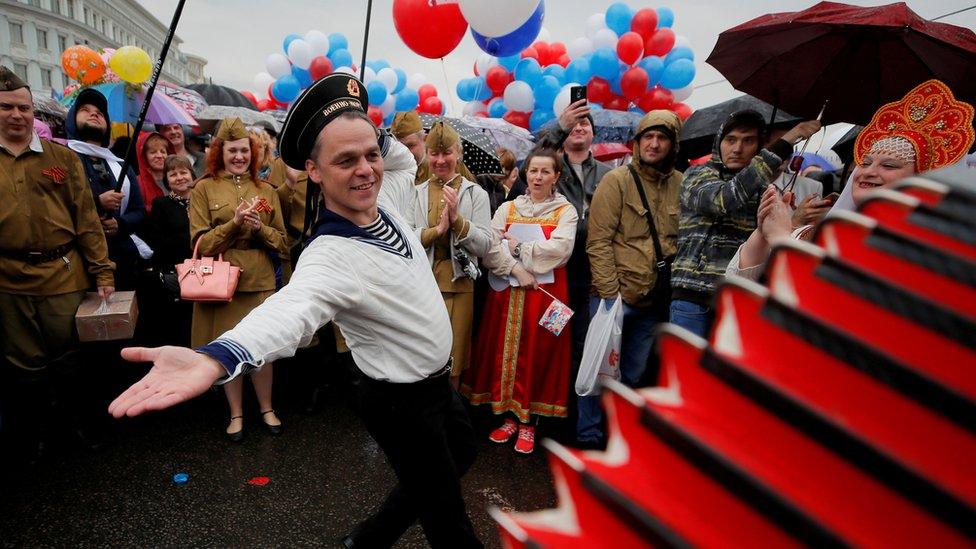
top-left (240, 90), bottom-right (258, 107)
top-left (418, 83), bottom-right (439, 104)
top-left (393, 0), bottom-right (467, 59)
top-left (604, 95), bottom-right (630, 111)
top-left (631, 8), bottom-right (659, 40)
top-left (620, 67), bottom-right (650, 102)
top-left (556, 54), bottom-right (571, 67)
top-left (502, 110), bottom-right (530, 129)
top-left (367, 106), bottom-right (384, 126)
top-left (474, 111), bottom-right (488, 118)
top-left (532, 41), bottom-right (551, 65)
top-left (616, 32), bottom-right (644, 66)
top-left (645, 28), bottom-right (676, 57)
top-left (520, 46), bottom-right (538, 60)
top-left (485, 66), bottom-right (512, 95)
top-left (473, 61), bottom-right (479, 76)
top-left (309, 56), bottom-right (333, 80)
top-left (672, 102), bottom-right (693, 121)
top-left (550, 42), bottom-right (567, 59)
top-left (587, 77), bottom-right (611, 104)
top-left (420, 96), bottom-right (443, 115)
top-left (256, 99), bottom-right (273, 111)
top-left (638, 86), bottom-right (674, 111)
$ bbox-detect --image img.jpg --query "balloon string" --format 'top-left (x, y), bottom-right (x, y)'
top-left (440, 57), bottom-right (457, 116)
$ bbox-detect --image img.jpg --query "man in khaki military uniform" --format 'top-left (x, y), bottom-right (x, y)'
top-left (0, 66), bottom-right (114, 460)
top-left (392, 110), bottom-right (476, 185)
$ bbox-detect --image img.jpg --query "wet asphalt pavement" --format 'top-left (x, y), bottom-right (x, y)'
top-left (0, 356), bottom-right (559, 548)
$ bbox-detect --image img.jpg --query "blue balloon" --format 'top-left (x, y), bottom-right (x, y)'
top-left (365, 60), bottom-right (381, 72)
top-left (384, 111), bottom-right (396, 127)
top-left (283, 33), bottom-right (302, 53)
top-left (366, 81), bottom-right (388, 106)
top-left (542, 65), bottom-right (566, 86)
top-left (328, 33), bottom-right (348, 55)
top-left (471, 1), bottom-right (544, 57)
top-left (498, 54), bottom-right (521, 71)
top-left (272, 75), bottom-right (301, 104)
top-left (589, 103), bottom-right (604, 111)
top-left (514, 58), bottom-right (543, 88)
top-left (393, 68), bottom-right (407, 93)
top-left (529, 109), bottom-right (555, 132)
top-left (291, 65), bottom-right (313, 88)
top-left (373, 59), bottom-right (391, 71)
top-left (329, 48), bottom-right (353, 69)
top-left (629, 105), bottom-right (644, 114)
top-left (590, 48), bottom-right (620, 80)
top-left (605, 3), bottom-right (634, 36)
top-left (665, 46), bottom-right (694, 64)
top-left (472, 77), bottom-right (493, 101)
top-left (609, 70), bottom-right (623, 96)
top-left (565, 58), bottom-right (592, 86)
top-left (660, 58), bottom-right (696, 89)
top-left (534, 76), bottom-right (561, 110)
top-left (456, 78), bottom-right (475, 102)
top-left (639, 56), bottom-right (665, 88)
top-left (657, 7), bottom-right (675, 28)
top-left (395, 88), bottom-right (419, 111)
top-left (488, 97), bottom-right (507, 118)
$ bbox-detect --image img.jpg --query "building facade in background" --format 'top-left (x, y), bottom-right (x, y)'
top-left (0, 0), bottom-right (207, 95)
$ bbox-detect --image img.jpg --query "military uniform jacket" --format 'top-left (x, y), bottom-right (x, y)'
top-left (189, 172), bottom-right (288, 292)
top-left (0, 134), bottom-right (114, 294)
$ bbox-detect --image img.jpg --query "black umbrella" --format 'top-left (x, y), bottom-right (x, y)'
top-left (679, 95), bottom-right (801, 161)
top-left (418, 113), bottom-right (502, 175)
top-left (186, 83), bottom-right (258, 110)
top-left (830, 125), bottom-right (863, 166)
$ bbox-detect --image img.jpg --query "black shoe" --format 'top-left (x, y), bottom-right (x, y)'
top-left (227, 415), bottom-right (245, 442)
top-left (261, 410), bottom-right (283, 436)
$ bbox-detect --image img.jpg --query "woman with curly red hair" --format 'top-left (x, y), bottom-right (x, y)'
top-left (189, 117), bottom-right (288, 441)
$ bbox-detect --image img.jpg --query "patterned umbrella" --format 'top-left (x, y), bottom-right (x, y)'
top-left (539, 109), bottom-right (643, 145)
top-left (418, 113), bottom-right (502, 175)
top-left (32, 90), bottom-right (67, 119)
top-left (186, 83), bottom-right (258, 110)
top-left (60, 83), bottom-right (196, 126)
top-left (158, 80), bottom-right (208, 118)
top-left (458, 115), bottom-right (535, 161)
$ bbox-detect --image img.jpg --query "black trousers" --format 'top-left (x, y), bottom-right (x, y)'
top-left (352, 367), bottom-right (482, 549)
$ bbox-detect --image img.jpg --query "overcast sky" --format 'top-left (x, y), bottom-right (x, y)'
top-left (139, 0), bottom-right (975, 112)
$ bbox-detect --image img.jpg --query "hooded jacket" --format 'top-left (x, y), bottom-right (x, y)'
top-left (136, 131), bottom-right (176, 214)
top-left (586, 110), bottom-right (683, 307)
top-left (671, 112), bottom-right (794, 304)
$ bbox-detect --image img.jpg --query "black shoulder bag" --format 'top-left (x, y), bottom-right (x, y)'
top-left (627, 166), bottom-right (674, 313)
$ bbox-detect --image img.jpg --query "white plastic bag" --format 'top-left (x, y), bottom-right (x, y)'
top-left (575, 296), bottom-right (623, 396)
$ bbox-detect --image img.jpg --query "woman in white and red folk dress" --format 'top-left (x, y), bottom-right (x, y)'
top-left (462, 148), bottom-right (578, 454)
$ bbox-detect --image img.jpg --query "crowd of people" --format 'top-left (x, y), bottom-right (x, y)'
top-left (1, 62), bottom-right (974, 547)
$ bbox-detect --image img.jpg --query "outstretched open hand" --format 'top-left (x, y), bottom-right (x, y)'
top-left (108, 346), bottom-right (225, 418)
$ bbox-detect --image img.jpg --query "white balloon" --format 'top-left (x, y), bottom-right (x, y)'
top-left (592, 28), bottom-right (618, 50)
top-left (335, 66), bottom-right (355, 75)
top-left (585, 12), bottom-right (607, 39)
top-left (362, 66), bottom-right (377, 83)
top-left (304, 30), bottom-right (330, 57)
top-left (463, 100), bottom-right (487, 116)
top-left (381, 93), bottom-right (397, 116)
top-left (567, 37), bottom-right (594, 60)
top-left (253, 72), bottom-right (275, 98)
top-left (503, 81), bottom-right (534, 112)
top-left (377, 67), bottom-right (398, 90)
top-left (537, 27), bottom-right (551, 42)
top-left (287, 39), bottom-right (312, 70)
top-left (458, 0), bottom-right (541, 38)
top-left (475, 53), bottom-right (497, 77)
top-left (671, 84), bottom-right (693, 103)
top-left (407, 73), bottom-right (427, 89)
top-left (674, 35), bottom-right (692, 50)
top-left (552, 83), bottom-right (580, 117)
top-left (266, 53), bottom-right (291, 79)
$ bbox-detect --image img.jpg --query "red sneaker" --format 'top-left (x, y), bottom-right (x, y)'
top-left (514, 425), bottom-right (535, 454)
top-left (489, 419), bottom-right (518, 444)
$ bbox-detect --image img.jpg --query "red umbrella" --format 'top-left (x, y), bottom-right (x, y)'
top-left (706, 1), bottom-right (976, 125)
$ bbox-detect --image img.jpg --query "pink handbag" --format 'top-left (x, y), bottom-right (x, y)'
top-left (176, 240), bottom-right (241, 302)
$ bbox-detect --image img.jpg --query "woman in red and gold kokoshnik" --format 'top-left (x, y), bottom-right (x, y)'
top-left (462, 148), bottom-right (579, 454)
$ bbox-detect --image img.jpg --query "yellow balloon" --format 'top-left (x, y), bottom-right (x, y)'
top-left (109, 46), bottom-right (153, 85)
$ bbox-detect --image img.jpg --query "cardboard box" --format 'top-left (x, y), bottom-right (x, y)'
top-left (75, 291), bottom-right (139, 342)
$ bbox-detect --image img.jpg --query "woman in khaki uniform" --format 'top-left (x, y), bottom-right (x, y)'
top-left (189, 117), bottom-right (288, 441)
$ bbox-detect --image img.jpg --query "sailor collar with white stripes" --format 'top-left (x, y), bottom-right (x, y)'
top-left (310, 207), bottom-right (412, 259)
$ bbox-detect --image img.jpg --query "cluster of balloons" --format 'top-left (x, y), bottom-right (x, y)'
top-left (458, 3), bottom-right (696, 131)
top-left (61, 45), bottom-right (153, 86)
top-left (249, 30), bottom-right (438, 125)
top-left (393, 0), bottom-right (546, 60)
